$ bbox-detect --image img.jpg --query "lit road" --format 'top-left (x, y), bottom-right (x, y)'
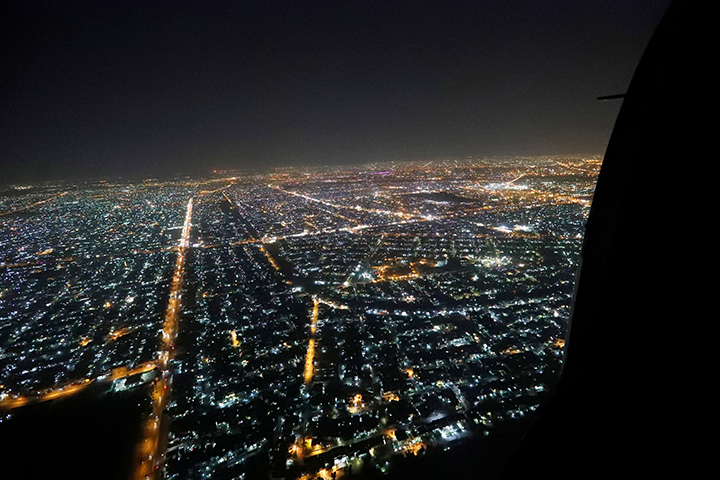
top-left (304, 297), bottom-right (320, 380)
top-left (0, 191), bottom-right (69, 217)
top-left (132, 197), bottom-right (193, 480)
top-left (0, 379), bottom-right (91, 410)
top-left (268, 184), bottom-right (414, 220)
top-left (0, 361), bottom-right (157, 410)
top-left (291, 296), bottom-right (321, 465)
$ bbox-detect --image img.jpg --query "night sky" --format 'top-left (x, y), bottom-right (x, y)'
top-left (1, 0), bottom-right (671, 184)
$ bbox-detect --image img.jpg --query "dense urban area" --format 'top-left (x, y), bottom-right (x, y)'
top-left (0, 156), bottom-right (601, 479)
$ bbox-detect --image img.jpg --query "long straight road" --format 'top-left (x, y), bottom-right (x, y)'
top-left (132, 197), bottom-right (193, 480)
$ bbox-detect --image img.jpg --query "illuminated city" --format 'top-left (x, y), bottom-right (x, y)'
top-left (0, 156), bottom-right (600, 479)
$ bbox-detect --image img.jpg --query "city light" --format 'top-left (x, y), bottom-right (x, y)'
top-left (0, 156), bottom-right (600, 479)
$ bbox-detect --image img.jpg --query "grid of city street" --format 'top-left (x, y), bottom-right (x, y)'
top-left (0, 156), bottom-right (601, 479)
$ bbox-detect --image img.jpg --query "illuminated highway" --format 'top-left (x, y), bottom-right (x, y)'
top-left (0, 191), bottom-right (69, 217)
top-left (305, 296), bottom-right (320, 380)
top-left (132, 197), bottom-right (193, 480)
top-left (268, 184), bottom-right (414, 220)
top-left (0, 361), bottom-right (157, 410)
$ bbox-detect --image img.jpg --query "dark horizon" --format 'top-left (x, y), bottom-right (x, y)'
top-left (1, 0), bottom-right (671, 184)
top-left (1, 153), bottom-right (603, 189)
